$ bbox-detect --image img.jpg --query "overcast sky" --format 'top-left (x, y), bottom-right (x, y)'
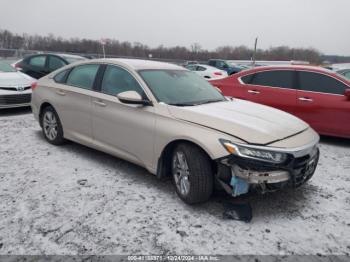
top-left (1, 0), bottom-right (349, 55)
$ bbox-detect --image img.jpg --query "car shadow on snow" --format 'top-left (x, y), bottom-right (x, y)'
top-left (34, 130), bottom-right (323, 222)
top-left (33, 130), bottom-right (174, 193)
top-left (320, 135), bottom-right (350, 148)
top-left (0, 106), bottom-right (32, 117)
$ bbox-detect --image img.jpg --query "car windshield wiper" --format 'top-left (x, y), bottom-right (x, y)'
top-left (194, 99), bottom-right (225, 105)
top-left (168, 99), bottom-right (225, 107)
top-left (168, 102), bottom-right (196, 107)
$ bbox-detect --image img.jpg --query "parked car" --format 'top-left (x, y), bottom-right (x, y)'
top-left (14, 53), bottom-right (86, 79)
top-left (182, 61), bottom-right (199, 66)
top-left (184, 64), bottom-right (228, 79)
top-left (210, 66), bottom-right (350, 139)
top-left (0, 60), bottom-right (36, 109)
top-left (337, 69), bottom-right (350, 80)
top-left (32, 59), bottom-right (319, 204)
top-left (208, 59), bottom-right (243, 75)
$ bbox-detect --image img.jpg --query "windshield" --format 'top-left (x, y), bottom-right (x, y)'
top-left (0, 61), bottom-right (16, 72)
top-left (336, 70), bottom-right (350, 81)
top-left (139, 70), bottom-right (226, 106)
top-left (63, 56), bottom-right (86, 64)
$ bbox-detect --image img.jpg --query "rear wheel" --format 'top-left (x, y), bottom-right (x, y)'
top-left (172, 143), bottom-right (214, 204)
top-left (41, 106), bottom-right (65, 145)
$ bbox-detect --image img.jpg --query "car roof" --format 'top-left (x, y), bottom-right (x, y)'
top-left (25, 53), bottom-right (85, 59)
top-left (56, 53), bottom-right (86, 59)
top-left (337, 68), bottom-right (350, 73)
top-left (209, 59), bottom-right (225, 61)
top-left (239, 65), bottom-right (334, 74)
top-left (88, 58), bottom-right (185, 71)
top-left (230, 65), bottom-right (350, 84)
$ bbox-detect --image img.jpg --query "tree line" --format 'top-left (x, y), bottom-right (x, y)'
top-left (0, 28), bottom-right (334, 63)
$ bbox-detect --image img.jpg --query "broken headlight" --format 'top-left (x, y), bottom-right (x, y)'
top-left (221, 140), bottom-right (287, 164)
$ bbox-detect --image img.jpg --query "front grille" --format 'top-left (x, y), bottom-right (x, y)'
top-left (0, 86), bottom-right (31, 91)
top-left (0, 94), bottom-right (31, 105)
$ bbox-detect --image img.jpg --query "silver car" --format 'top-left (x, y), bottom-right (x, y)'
top-left (31, 59), bottom-right (320, 204)
top-left (0, 61), bottom-right (36, 109)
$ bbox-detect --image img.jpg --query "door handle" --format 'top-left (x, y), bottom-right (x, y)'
top-left (93, 100), bottom-right (107, 107)
top-left (55, 90), bottom-right (66, 96)
top-left (248, 90), bottom-right (260, 94)
top-left (298, 97), bottom-right (313, 102)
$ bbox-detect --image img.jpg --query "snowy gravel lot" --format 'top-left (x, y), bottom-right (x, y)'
top-left (0, 108), bottom-right (349, 256)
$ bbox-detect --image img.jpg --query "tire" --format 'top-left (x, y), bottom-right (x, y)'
top-left (171, 143), bottom-right (214, 204)
top-left (41, 106), bottom-right (65, 145)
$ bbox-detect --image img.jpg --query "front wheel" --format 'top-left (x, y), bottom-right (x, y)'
top-left (41, 106), bottom-right (65, 145)
top-left (172, 143), bottom-right (214, 204)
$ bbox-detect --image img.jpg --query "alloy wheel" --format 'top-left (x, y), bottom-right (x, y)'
top-left (43, 111), bottom-right (58, 141)
top-left (172, 151), bottom-right (191, 196)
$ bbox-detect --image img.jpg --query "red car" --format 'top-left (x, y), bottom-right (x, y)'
top-left (210, 66), bottom-right (350, 138)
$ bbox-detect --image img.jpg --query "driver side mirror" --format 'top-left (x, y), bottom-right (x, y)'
top-left (344, 89), bottom-right (350, 100)
top-left (117, 91), bottom-right (152, 106)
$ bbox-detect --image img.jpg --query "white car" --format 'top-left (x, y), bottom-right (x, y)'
top-left (0, 61), bottom-right (36, 109)
top-left (185, 64), bottom-right (228, 79)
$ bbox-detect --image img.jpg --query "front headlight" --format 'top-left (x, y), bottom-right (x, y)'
top-left (221, 140), bottom-right (287, 164)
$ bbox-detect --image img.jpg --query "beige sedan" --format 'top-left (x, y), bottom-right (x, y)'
top-left (31, 59), bottom-right (320, 204)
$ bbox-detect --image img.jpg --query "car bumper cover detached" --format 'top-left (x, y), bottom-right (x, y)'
top-left (217, 145), bottom-right (319, 196)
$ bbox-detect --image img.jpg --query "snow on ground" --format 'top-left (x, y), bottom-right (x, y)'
top-left (0, 108), bottom-right (349, 255)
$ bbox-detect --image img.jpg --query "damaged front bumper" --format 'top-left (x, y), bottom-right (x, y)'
top-left (216, 142), bottom-right (320, 197)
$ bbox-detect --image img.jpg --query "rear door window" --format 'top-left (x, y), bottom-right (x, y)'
top-left (66, 64), bottom-right (99, 90)
top-left (243, 70), bottom-right (295, 89)
top-left (48, 56), bottom-right (66, 71)
top-left (29, 55), bottom-right (47, 67)
top-left (298, 71), bottom-right (348, 95)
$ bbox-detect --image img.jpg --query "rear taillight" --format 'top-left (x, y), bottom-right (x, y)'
top-left (214, 72), bottom-right (222, 76)
top-left (14, 63), bottom-right (21, 69)
top-left (31, 82), bottom-right (38, 90)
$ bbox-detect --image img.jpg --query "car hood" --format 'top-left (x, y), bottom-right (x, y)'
top-left (0, 72), bottom-right (35, 87)
top-left (167, 99), bottom-right (309, 145)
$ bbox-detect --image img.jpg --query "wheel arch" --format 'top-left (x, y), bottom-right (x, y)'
top-left (38, 102), bottom-right (54, 127)
top-left (156, 139), bottom-right (217, 179)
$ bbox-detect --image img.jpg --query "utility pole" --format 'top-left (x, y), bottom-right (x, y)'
top-left (252, 37), bottom-right (258, 67)
top-left (100, 38), bottom-right (106, 58)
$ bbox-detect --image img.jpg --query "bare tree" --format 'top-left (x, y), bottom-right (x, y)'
top-left (0, 28), bottom-right (330, 63)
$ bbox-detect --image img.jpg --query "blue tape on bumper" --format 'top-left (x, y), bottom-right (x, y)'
top-left (230, 176), bottom-right (249, 197)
